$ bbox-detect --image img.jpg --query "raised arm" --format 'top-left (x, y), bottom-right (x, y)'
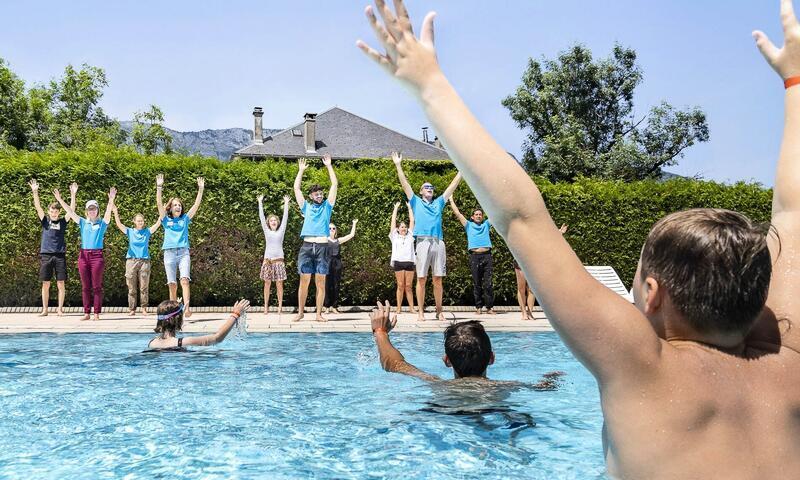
top-left (68, 182), bottom-right (78, 222)
top-left (111, 206), bottom-right (127, 234)
top-left (53, 189), bottom-right (81, 223)
top-left (279, 195), bottom-right (290, 237)
top-left (391, 152), bottom-right (414, 200)
top-left (448, 197), bottom-right (467, 227)
top-left (148, 214), bottom-right (163, 235)
top-left (407, 201), bottom-right (414, 232)
top-left (357, 1), bottom-right (660, 383)
top-left (441, 172), bottom-right (462, 202)
top-left (294, 158), bottom-right (308, 210)
top-left (29, 179), bottom-right (45, 220)
top-left (103, 187), bottom-right (116, 225)
top-left (187, 177), bottom-right (204, 219)
top-left (754, 0), bottom-right (800, 352)
top-left (338, 219), bottom-right (359, 244)
top-left (156, 174), bottom-right (166, 218)
top-left (371, 301), bottom-right (440, 382)
top-left (182, 299), bottom-right (250, 347)
top-left (258, 194), bottom-right (268, 235)
top-left (322, 154), bottom-right (339, 206)
top-left (390, 202), bottom-right (400, 233)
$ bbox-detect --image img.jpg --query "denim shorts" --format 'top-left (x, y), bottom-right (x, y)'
top-left (297, 241), bottom-right (330, 275)
top-left (164, 247), bottom-right (191, 284)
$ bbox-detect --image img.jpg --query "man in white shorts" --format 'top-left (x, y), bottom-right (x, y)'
top-left (391, 151), bottom-right (461, 321)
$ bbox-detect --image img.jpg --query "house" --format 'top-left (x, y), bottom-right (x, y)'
top-left (232, 106), bottom-right (450, 161)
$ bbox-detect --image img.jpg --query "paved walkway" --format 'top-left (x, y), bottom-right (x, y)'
top-left (0, 306), bottom-right (553, 334)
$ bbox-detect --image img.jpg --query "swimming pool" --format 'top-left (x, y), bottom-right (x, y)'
top-left (0, 332), bottom-right (606, 479)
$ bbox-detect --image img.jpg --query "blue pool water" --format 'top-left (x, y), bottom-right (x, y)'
top-left (0, 332), bottom-right (606, 479)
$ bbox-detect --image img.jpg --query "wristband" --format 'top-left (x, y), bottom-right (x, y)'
top-left (372, 327), bottom-right (387, 335)
top-left (785, 76), bottom-right (800, 89)
top-left (231, 311), bottom-right (241, 319)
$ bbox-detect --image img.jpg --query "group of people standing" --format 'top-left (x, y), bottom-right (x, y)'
top-left (30, 152), bottom-right (544, 320)
top-left (29, 175), bottom-right (204, 320)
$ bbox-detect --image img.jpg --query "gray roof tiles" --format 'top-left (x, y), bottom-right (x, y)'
top-left (234, 107), bottom-right (450, 161)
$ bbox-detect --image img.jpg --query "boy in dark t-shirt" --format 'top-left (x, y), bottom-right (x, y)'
top-left (29, 179), bottom-right (77, 316)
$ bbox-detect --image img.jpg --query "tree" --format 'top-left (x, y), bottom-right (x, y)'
top-left (132, 104), bottom-right (172, 155)
top-left (47, 64), bottom-right (126, 149)
top-left (0, 58), bottom-right (32, 149)
top-left (502, 44), bottom-right (709, 181)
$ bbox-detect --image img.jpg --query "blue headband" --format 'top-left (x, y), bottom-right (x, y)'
top-left (157, 303), bottom-right (184, 321)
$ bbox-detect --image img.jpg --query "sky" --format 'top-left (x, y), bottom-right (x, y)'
top-left (0, 0), bottom-right (789, 185)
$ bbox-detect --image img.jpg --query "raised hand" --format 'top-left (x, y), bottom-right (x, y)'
top-left (108, 187), bottom-right (117, 202)
top-left (156, 174), bottom-right (164, 188)
top-left (298, 157), bottom-right (308, 172)
top-left (196, 177), bottom-right (205, 189)
top-left (322, 153), bottom-right (333, 167)
top-left (69, 182), bottom-right (78, 195)
top-left (257, 194), bottom-right (264, 203)
top-left (370, 300), bottom-right (397, 333)
top-left (560, 224), bottom-right (569, 234)
top-left (754, 0), bottom-right (800, 79)
top-left (283, 195), bottom-right (291, 205)
top-left (232, 299), bottom-right (251, 316)
top-left (394, 201), bottom-right (401, 210)
top-left (357, 0), bottom-right (441, 95)
top-left (52, 189), bottom-right (63, 202)
top-left (29, 179), bottom-right (39, 191)
top-left (352, 219), bottom-right (359, 227)
top-left (391, 151), bottom-right (403, 165)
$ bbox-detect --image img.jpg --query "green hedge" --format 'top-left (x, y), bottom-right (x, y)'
top-left (0, 147), bottom-right (772, 307)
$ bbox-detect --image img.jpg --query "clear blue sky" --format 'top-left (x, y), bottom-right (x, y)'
top-left (0, 0), bottom-right (788, 185)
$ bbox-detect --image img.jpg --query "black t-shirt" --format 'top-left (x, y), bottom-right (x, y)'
top-left (40, 217), bottom-right (67, 254)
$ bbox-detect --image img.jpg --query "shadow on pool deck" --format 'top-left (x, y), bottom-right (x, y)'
top-left (0, 306), bottom-right (553, 334)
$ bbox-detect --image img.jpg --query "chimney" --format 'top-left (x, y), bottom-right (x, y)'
top-left (252, 107), bottom-right (264, 144)
top-left (304, 113), bottom-right (317, 153)
top-left (422, 126), bottom-right (429, 144)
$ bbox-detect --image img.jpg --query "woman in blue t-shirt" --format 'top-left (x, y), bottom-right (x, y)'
top-left (155, 174), bottom-right (205, 317)
top-left (112, 201), bottom-right (164, 316)
top-left (54, 186), bottom-right (116, 321)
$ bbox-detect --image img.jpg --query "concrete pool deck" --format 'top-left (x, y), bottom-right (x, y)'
top-left (0, 306), bottom-right (554, 334)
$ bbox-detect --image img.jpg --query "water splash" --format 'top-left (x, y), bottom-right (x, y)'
top-left (233, 311), bottom-right (249, 340)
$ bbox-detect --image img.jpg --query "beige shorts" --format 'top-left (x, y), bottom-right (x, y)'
top-left (415, 237), bottom-right (446, 277)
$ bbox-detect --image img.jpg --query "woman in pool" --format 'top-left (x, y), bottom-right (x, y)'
top-left (147, 298), bottom-right (251, 350)
top-left (112, 202), bottom-right (164, 316)
top-left (53, 186), bottom-right (116, 321)
top-left (389, 201), bottom-right (416, 318)
top-left (155, 174), bottom-right (205, 318)
top-left (258, 194), bottom-right (290, 317)
top-left (323, 219), bottom-right (358, 314)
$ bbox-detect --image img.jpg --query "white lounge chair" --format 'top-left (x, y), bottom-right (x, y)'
top-left (585, 266), bottom-right (634, 303)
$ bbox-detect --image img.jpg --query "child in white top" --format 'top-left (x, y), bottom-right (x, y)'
top-left (389, 201), bottom-right (416, 318)
top-left (258, 195), bottom-right (290, 316)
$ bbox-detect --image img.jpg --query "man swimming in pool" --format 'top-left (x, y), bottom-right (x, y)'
top-left (370, 301), bottom-right (562, 389)
top-left (358, 0), bottom-right (800, 478)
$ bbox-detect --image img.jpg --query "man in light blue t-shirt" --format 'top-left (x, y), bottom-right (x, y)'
top-left (449, 196), bottom-right (495, 315)
top-left (393, 151), bottom-right (461, 321)
top-left (292, 154), bottom-right (338, 322)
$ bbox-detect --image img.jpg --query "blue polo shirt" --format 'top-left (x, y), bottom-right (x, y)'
top-left (300, 200), bottom-right (333, 238)
top-left (126, 228), bottom-right (152, 259)
top-left (466, 219), bottom-right (492, 250)
top-left (410, 195), bottom-right (445, 239)
top-left (162, 214), bottom-right (191, 250)
top-left (79, 218), bottom-right (108, 250)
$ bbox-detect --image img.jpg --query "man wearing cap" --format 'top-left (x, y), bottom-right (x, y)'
top-left (392, 151), bottom-right (461, 321)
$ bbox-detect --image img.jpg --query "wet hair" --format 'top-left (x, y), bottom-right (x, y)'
top-left (155, 300), bottom-right (184, 335)
top-left (308, 184), bottom-right (324, 196)
top-left (444, 321), bottom-right (493, 377)
top-left (267, 214), bottom-right (280, 231)
top-left (165, 197), bottom-right (183, 218)
top-left (640, 208), bottom-right (772, 335)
